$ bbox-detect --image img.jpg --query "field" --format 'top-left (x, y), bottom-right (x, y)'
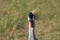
top-left (0, 0), bottom-right (60, 40)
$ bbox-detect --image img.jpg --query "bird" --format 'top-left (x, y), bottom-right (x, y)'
top-left (28, 11), bottom-right (38, 40)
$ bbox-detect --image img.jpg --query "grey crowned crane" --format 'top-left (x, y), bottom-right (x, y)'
top-left (28, 12), bottom-right (37, 40)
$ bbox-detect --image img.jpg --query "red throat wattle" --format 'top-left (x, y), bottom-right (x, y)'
top-left (30, 22), bottom-right (32, 28)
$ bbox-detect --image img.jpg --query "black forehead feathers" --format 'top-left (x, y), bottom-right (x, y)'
top-left (29, 12), bottom-right (34, 18)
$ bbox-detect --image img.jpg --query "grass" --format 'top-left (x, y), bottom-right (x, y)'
top-left (0, 0), bottom-right (60, 40)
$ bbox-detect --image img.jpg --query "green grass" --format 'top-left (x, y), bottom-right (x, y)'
top-left (0, 0), bottom-right (60, 40)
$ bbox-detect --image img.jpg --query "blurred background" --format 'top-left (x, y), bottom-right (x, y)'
top-left (0, 0), bottom-right (60, 40)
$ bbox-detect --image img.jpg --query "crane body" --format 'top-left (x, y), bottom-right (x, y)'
top-left (28, 12), bottom-right (37, 40)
